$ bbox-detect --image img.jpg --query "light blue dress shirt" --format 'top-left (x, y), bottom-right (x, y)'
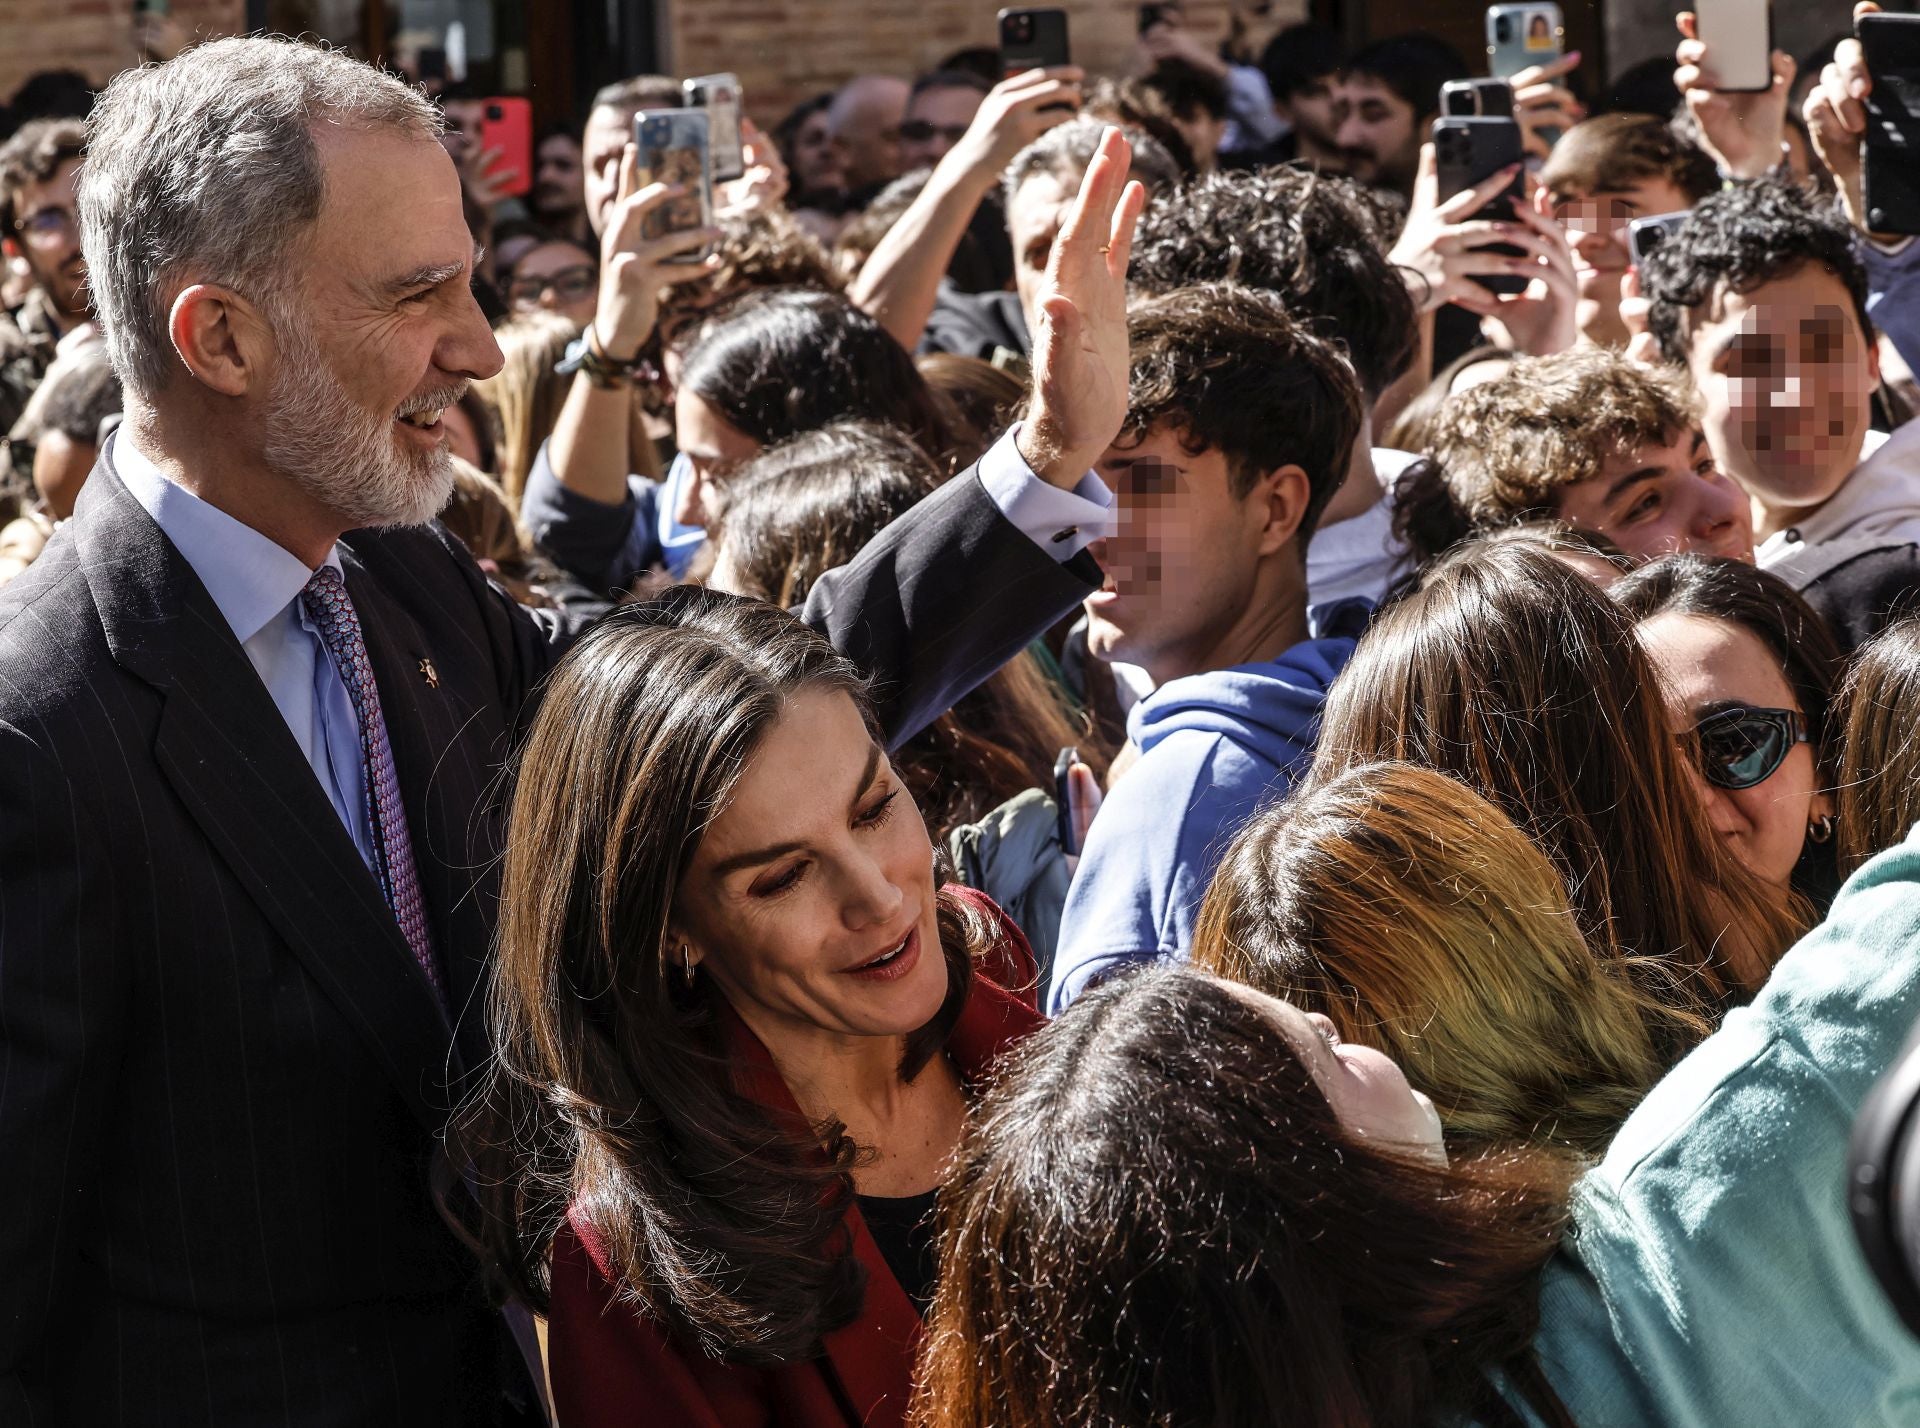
top-left (114, 431), bottom-right (378, 869)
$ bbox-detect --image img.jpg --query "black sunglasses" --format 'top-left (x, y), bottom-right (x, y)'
top-left (1689, 705), bottom-right (1808, 790)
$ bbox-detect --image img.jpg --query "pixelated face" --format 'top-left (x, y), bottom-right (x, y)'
top-left (1549, 177), bottom-right (1693, 345)
top-left (1085, 424), bottom-right (1275, 683)
top-left (1684, 264), bottom-right (1878, 519)
top-left (1332, 75), bottom-right (1418, 190)
top-left (1553, 427), bottom-right (1754, 563)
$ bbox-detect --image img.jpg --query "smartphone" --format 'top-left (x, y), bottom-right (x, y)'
top-left (479, 97), bottom-right (532, 199)
top-left (1053, 746), bottom-right (1081, 857)
top-left (1433, 116), bottom-right (1527, 295)
top-left (684, 73), bottom-right (745, 184)
top-left (1860, 14), bottom-right (1920, 235)
top-left (1139, 2), bottom-right (1174, 33)
top-left (1693, 0), bottom-right (1774, 94)
top-left (632, 109), bottom-right (715, 262)
top-left (1627, 210), bottom-right (1690, 267)
top-left (999, 8), bottom-right (1071, 76)
top-left (1486, 3), bottom-right (1563, 79)
top-left (1442, 78), bottom-right (1515, 118)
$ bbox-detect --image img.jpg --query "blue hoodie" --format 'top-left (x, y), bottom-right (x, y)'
top-left (1048, 636), bottom-right (1356, 1015)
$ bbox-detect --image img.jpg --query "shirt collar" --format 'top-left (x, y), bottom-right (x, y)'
top-left (112, 428), bottom-right (342, 645)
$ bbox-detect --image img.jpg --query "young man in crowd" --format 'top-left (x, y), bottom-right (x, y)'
top-left (528, 123), bottom-right (590, 245)
top-left (898, 68), bottom-right (991, 172)
top-left (1333, 33), bottom-right (1468, 197)
top-left (1417, 346), bottom-right (1753, 563)
top-left (579, 73), bottom-right (684, 238)
top-left (0, 118), bottom-right (89, 484)
top-left (1128, 165), bottom-right (1420, 614)
top-left (827, 73), bottom-right (912, 200)
top-left (1138, 60), bottom-right (1232, 173)
top-left (1049, 282), bottom-right (1363, 1012)
top-left (1643, 180), bottom-right (1920, 648)
top-left (1539, 113), bottom-right (1720, 349)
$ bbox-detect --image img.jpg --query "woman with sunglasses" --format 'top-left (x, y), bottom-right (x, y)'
top-left (1614, 555), bottom-right (1845, 914)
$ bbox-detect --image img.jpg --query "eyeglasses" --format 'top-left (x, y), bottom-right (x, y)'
top-left (898, 119), bottom-right (971, 146)
top-left (1689, 705), bottom-right (1809, 790)
top-left (506, 264), bottom-right (597, 308)
top-left (13, 206), bottom-right (77, 247)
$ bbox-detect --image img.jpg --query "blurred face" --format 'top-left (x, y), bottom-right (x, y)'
top-left (32, 429), bottom-right (93, 521)
top-left (1553, 428), bottom-right (1754, 563)
top-left (1233, 984), bottom-right (1446, 1164)
top-left (1683, 265), bottom-right (1879, 527)
top-left (1333, 75), bottom-right (1418, 192)
top-left (900, 84), bottom-right (983, 171)
top-left (1549, 178), bottom-right (1693, 347)
top-left (532, 132), bottom-right (585, 219)
top-left (440, 98), bottom-right (485, 165)
top-left (1638, 611), bottom-right (1829, 891)
top-left (8, 156), bottom-right (87, 321)
top-left (1170, 108), bottom-right (1230, 174)
top-left (675, 687), bottom-right (948, 1051)
top-left (260, 126), bottom-right (502, 529)
top-left (1009, 171), bottom-right (1075, 336)
top-left (830, 78), bottom-right (909, 190)
top-left (672, 388), bottom-right (763, 528)
top-left (1277, 74), bottom-right (1347, 161)
top-left (505, 239), bottom-right (599, 325)
top-left (583, 104), bottom-right (634, 237)
top-left (791, 109), bottom-right (846, 193)
top-left (1085, 424), bottom-right (1276, 686)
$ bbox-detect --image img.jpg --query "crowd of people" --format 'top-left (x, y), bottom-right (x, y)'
top-left (8, 4), bottom-right (1920, 1424)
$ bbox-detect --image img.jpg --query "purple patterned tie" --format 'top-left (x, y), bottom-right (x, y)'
top-left (300, 566), bottom-right (445, 1001)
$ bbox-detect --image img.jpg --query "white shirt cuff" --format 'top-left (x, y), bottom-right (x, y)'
top-left (976, 424), bottom-right (1115, 562)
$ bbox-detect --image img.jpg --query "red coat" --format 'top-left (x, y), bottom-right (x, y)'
top-left (547, 887), bottom-right (1042, 1428)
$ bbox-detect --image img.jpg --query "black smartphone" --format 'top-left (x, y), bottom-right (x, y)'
top-left (632, 109), bottom-right (715, 262)
top-left (1139, 3), bottom-right (1174, 34)
top-left (1441, 78), bottom-right (1515, 118)
top-left (1627, 210), bottom-right (1690, 267)
top-left (1053, 746), bottom-right (1081, 856)
top-left (999, 8), bottom-right (1071, 76)
top-left (1433, 116), bottom-right (1527, 296)
top-left (1861, 13), bottom-right (1920, 236)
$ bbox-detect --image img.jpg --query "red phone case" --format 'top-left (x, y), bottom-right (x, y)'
top-left (479, 97), bottom-right (533, 199)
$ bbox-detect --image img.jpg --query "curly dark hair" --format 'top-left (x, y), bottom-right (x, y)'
top-left (1642, 180), bottom-right (1871, 366)
top-left (1128, 166), bottom-right (1417, 402)
top-left (1122, 282), bottom-right (1363, 544)
top-left (0, 116), bottom-right (84, 236)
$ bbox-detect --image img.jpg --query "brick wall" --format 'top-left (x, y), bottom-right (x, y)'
top-left (0, 1), bottom-right (245, 110)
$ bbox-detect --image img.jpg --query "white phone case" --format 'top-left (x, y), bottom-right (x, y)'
top-left (1693, 0), bottom-right (1773, 93)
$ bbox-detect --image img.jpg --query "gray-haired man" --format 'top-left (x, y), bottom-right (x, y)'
top-left (0, 35), bottom-right (1134, 1425)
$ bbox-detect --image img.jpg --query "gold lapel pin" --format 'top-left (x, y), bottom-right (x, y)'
top-left (419, 658), bottom-right (439, 689)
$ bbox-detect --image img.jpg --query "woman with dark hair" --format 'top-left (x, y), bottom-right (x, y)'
top-left (704, 421), bottom-right (1109, 975)
top-left (1315, 538), bottom-right (1804, 1047)
top-left (458, 589), bottom-right (1045, 1428)
top-left (1834, 616), bottom-right (1920, 878)
top-left (920, 836), bottom-right (1920, 1428)
top-left (1614, 554), bottom-right (1845, 911)
top-left (1194, 763), bottom-right (1687, 1159)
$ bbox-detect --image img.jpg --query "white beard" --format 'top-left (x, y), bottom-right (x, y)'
top-left (260, 307), bottom-right (461, 530)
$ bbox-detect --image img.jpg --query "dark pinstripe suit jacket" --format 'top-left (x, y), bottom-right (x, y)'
top-left (0, 444), bottom-right (1095, 1427)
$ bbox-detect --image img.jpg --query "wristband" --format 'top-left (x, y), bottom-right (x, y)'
top-left (556, 325), bottom-right (649, 389)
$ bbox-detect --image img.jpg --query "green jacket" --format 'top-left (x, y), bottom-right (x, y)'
top-left (1512, 828), bottom-right (1920, 1425)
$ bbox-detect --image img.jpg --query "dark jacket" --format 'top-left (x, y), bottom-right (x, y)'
top-left (0, 444), bottom-right (1094, 1426)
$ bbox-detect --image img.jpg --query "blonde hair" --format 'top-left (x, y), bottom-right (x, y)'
top-left (1835, 617), bottom-right (1920, 876)
top-left (1193, 762), bottom-right (1691, 1157)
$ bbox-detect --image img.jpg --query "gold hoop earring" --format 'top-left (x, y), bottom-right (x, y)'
top-left (1808, 814), bottom-right (1835, 845)
top-left (680, 943), bottom-right (697, 987)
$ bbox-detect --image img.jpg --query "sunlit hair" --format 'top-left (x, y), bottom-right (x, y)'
top-left (454, 587), bottom-right (992, 1364)
top-left (912, 966), bottom-right (1577, 1428)
top-left (1835, 616), bottom-right (1920, 877)
top-left (1194, 763), bottom-right (1685, 1157)
top-left (474, 310), bottom-right (610, 505)
top-left (1315, 539), bottom-right (1805, 1045)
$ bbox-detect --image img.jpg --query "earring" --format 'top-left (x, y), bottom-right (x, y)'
top-left (680, 943), bottom-right (697, 987)
top-left (1808, 814), bottom-right (1835, 845)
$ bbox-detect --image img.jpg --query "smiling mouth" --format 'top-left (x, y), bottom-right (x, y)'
top-left (842, 925), bottom-right (921, 980)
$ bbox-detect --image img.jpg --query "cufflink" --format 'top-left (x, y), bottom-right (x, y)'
top-left (1051, 527), bottom-right (1078, 544)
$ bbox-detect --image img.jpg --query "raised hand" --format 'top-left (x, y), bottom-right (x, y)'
top-left (1675, 10), bottom-right (1795, 179)
top-left (1388, 144), bottom-right (1531, 314)
top-left (1805, 2), bottom-right (1886, 238)
top-left (1016, 127), bottom-right (1148, 489)
top-left (1509, 51), bottom-right (1586, 159)
top-left (716, 118), bottom-right (790, 223)
top-left (949, 66), bottom-right (1086, 179)
top-left (594, 143), bottom-right (721, 360)
top-left (1468, 187), bottom-right (1579, 356)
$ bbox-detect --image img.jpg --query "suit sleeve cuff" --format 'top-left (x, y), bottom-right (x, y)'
top-left (975, 424), bottom-right (1115, 562)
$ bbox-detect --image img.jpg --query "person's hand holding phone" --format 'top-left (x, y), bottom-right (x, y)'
top-left (1507, 51), bottom-right (1585, 158)
top-left (1806, 2), bottom-right (1895, 240)
top-left (1675, 10), bottom-right (1795, 179)
top-left (946, 66), bottom-right (1085, 184)
top-left (715, 118), bottom-right (790, 222)
top-left (1389, 144), bottom-right (1532, 312)
top-left (1477, 181), bottom-right (1580, 354)
top-left (594, 143), bottom-right (722, 362)
top-left (1017, 126), bottom-right (1148, 489)
top-left (1138, 11), bottom-right (1230, 78)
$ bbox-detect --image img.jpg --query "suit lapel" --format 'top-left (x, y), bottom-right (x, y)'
top-left (76, 452), bottom-right (457, 1135)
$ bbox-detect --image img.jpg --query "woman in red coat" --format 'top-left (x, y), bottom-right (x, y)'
top-left (458, 588), bottom-right (1045, 1428)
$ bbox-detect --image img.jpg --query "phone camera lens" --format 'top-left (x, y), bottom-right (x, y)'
top-left (1495, 17), bottom-right (1513, 42)
top-left (485, 103), bottom-right (503, 121)
top-left (1010, 15), bottom-right (1033, 40)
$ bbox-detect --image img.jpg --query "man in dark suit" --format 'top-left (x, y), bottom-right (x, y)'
top-left (0, 37), bottom-right (1143, 1426)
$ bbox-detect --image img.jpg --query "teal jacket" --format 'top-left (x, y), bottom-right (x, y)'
top-left (1508, 828), bottom-right (1920, 1425)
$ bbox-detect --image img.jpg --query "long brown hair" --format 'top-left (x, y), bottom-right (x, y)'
top-left (911, 966), bottom-right (1576, 1428)
top-left (1316, 540), bottom-right (1802, 1040)
top-left (1194, 763), bottom-right (1688, 1158)
top-left (1835, 616), bottom-right (1920, 877)
top-left (456, 587), bottom-right (989, 1363)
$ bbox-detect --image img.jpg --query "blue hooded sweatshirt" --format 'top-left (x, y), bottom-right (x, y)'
top-left (1047, 635), bottom-right (1356, 1015)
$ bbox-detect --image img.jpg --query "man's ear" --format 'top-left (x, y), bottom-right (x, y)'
top-left (167, 282), bottom-right (277, 399)
top-left (1254, 463), bottom-right (1313, 557)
